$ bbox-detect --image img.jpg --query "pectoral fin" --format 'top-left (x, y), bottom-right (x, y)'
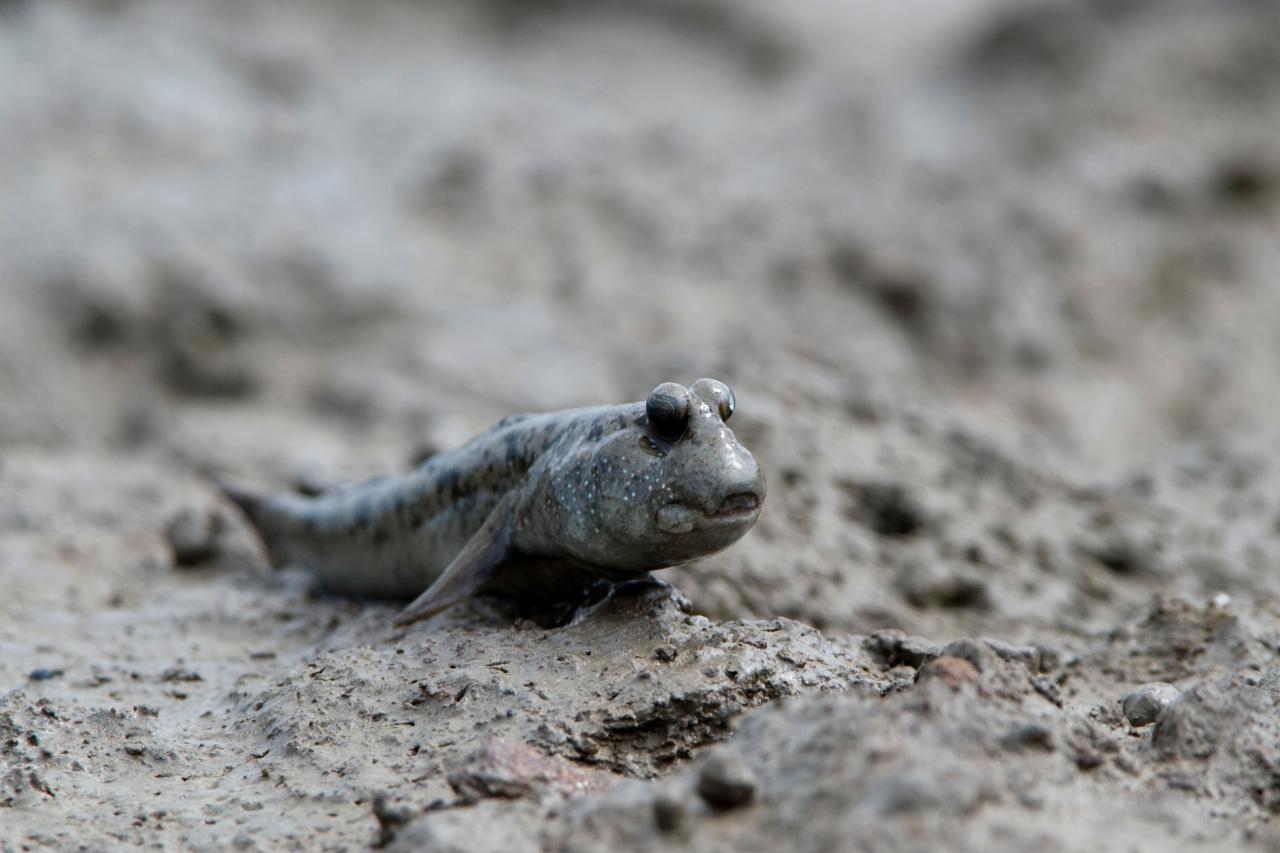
top-left (393, 492), bottom-right (518, 627)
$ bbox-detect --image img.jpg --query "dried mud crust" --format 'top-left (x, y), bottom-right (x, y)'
top-left (0, 458), bottom-right (881, 849)
top-left (394, 604), bottom-right (1280, 853)
top-left (238, 591), bottom-right (878, 785)
top-left (3, 460), bottom-right (1280, 851)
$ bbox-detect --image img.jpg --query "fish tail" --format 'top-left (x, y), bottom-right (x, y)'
top-left (213, 473), bottom-right (267, 525)
top-left (213, 473), bottom-right (303, 567)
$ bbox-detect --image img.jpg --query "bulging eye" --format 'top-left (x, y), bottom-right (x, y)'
top-left (691, 378), bottom-right (735, 422)
top-left (646, 382), bottom-right (691, 441)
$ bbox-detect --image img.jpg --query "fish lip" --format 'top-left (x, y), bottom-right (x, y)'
top-left (657, 494), bottom-right (761, 533)
top-left (708, 492), bottom-right (760, 518)
top-left (702, 505), bottom-right (759, 522)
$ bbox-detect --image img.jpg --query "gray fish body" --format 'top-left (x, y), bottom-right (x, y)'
top-left (224, 379), bottom-right (766, 624)
top-left (239, 409), bottom-right (577, 598)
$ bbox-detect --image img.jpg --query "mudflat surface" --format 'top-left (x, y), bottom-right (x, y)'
top-left (3, 0), bottom-right (1280, 850)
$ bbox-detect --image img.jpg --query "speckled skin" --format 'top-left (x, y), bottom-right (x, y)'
top-left (223, 380), bottom-right (766, 617)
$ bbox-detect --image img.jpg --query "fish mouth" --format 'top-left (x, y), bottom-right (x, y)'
top-left (656, 493), bottom-right (761, 534)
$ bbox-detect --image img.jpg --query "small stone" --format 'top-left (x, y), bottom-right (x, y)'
top-left (1121, 682), bottom-right (1181, 727)
top-left (898, 562), bottom-right (991, 610)
top-left (28, 668), bottom-right (63, 682)
top-left (165, 506), bottom-right (225, 567)
top-left (1000, 721), bottom-right (1054, 752)
top-left (653, 644), bottom-right (678, 662)
top-left (153, 267), bottom-right (258, 399)
top-left (1031, 676), bottom-right (1063, 707)
top-left (652, 792), bottom-right (687, 833)
top-left (847, 481), bottom-right (925, 537)
top-left (1017, 788), bottom-right (1045, 810)
top-left (371, 795), bottom-right (413, 847)
top-left (160, 667), bottom-right (204, 683)
top-left (447, 737), bottom-right (606, 802)
top-left (982, 638), bottom-right (1039, 670)
top-left (696, 750), bottom-right (757, 810)
top-left (916, 656), bottom-right (980, 688)
top-left (1113, 753), bottom-right (1139, 776)
top-left (887, 665), bottom-right (916, 683)
top-left (865, 630), bottom-right (937, 668)
top-left (938, 638), bottom-right (998, 673)
top-left (1033, 643), bottom-right (1062, 672)
top-left (1074, 748), bottom-right (1104, 771)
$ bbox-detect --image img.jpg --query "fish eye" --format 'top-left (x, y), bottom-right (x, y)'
top-left (646, 382), bottom-right (691, 441)
top-left (692, 378), bottom-right (735, 422)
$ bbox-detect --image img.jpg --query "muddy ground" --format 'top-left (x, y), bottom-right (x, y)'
top-left (3, 0), bottom-right (1280, 849)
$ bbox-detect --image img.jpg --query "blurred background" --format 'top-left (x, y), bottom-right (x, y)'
top-left (2, 0), bottom-right (1279, 635)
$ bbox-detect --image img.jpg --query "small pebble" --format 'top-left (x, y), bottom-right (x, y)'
top-left (938, 638), bottom-right (996, 673)
top-left (28, 668), bottom-right (63, 682)
top-left (916, 655), bottom-right (979, 688)
top-left (652, 792), bottom-right (687, 833)
top-left (696, 750), bottom-right (757, 810)
top-left (982, 638), bottom-right (1038, 670)
top-left (654, 644), bottom-right (678, 662)
top-left (1031, 675), bottom-right (1063, 707)
top-left (1000, 721), bottom-right (1055, 752)
top-left (1121, 682), bottom-right (1181, 726)
top-left (165, 506), bottom-right (225, 567)
top-left (372, 795), bottom-right (413, 847)
top-left (1074, 748), bottom-right (1104, 771)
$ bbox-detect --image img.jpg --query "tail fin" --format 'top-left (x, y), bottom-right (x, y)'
top-left (213, 473), bottom-right (299, 570)
top-left (212, 473), bottom-right (268, 526)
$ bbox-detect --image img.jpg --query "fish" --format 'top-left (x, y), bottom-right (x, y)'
top-left (219, 378), bottom-right (766, 627)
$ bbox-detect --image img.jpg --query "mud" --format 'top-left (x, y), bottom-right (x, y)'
top-left (3, 0), bottom-right (1280, 849)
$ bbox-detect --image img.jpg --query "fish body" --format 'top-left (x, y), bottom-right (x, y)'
top-left (221, 379), bottom-right (766, 625)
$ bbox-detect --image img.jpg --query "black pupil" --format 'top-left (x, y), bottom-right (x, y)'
top-left (720, 389), bottom-right (735, 420)
top-left (648, 393), bottom-right (687, 439)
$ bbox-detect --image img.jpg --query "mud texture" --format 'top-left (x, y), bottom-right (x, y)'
top-left (4, 0), bottom-right (1280, 850)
